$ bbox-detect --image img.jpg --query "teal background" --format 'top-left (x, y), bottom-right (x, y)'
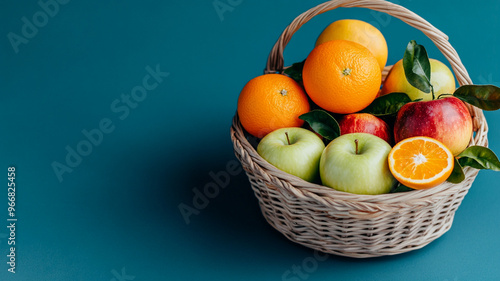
top-left (1, 0), bottom-right (500, 280)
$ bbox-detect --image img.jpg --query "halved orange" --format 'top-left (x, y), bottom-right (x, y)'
top-left (388, 136), bottom-right (454, 190)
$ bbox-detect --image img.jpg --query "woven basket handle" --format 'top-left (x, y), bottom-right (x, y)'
top-left (265, 0), bottom-right (472, 86)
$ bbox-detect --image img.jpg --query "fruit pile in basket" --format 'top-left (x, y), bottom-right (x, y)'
top-left (237, 19), bottom-right (500, 195)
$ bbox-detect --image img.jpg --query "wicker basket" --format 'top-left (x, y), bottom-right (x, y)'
top-left (230, 0), bottom-right (489, 258)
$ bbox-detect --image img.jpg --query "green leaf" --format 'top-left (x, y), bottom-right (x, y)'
top-left (447, 158), bottom-right (465, 184)
top-left (457, 146), bottom-right (500, 171)
top-left (403, 40), bottom-right (432, 94)
top-left (299, 109), bottom-right (340, 140)
top-left (453, 85), bottom-right (500, 111)
top-left (390, 183), bottom-right (414, 193)
top-left (283, 60), bottom-right (305, 83)
top-left (437, 93), bottom-right (454, 99)
top-left (361, 92), bottom-right (411, 116)
top-left (458, 157), bottom-right (487, 170)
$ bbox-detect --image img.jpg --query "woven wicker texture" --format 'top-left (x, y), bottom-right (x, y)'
top-left (231, 0), bottom-right (488, 258)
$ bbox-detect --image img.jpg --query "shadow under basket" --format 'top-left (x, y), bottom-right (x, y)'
top-left (230, 0), bottom-right (489, 258)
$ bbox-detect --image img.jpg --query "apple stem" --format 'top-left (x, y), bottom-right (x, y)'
top-left (355, 139), bottom-right (359, 155)
top-left (285, 132), bottom-right (291, 145)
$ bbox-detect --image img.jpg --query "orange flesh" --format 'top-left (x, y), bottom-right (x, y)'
top-left (392, 139), bottom-right (450, 180)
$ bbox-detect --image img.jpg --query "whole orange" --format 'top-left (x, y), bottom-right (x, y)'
top-left (302, 40), bottom-right (382, 114)
top-left (237, 74), bottom-right (310, 138)
top-left (316, 19), bottom-right (388, 71)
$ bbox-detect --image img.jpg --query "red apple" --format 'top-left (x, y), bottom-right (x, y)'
top-left (394, 96), bottom-right (473, 156)
top-left (339, 113), bottom-right (392, 144)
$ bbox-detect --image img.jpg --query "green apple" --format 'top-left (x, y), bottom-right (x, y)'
top-left (257, 127), bottom-right (325, 182)
top-left (320, 133), bottom-right (396, 195)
